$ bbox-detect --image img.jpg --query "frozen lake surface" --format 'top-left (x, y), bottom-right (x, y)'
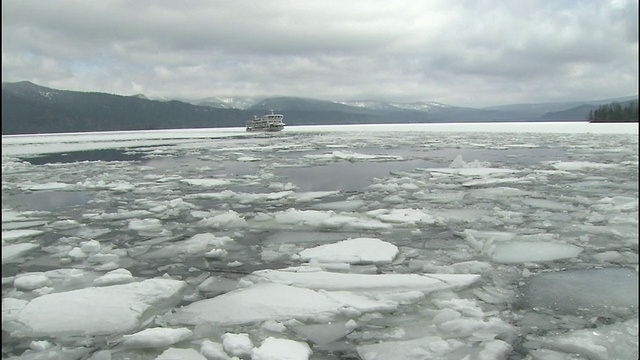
top-left (2, 122), bottom-right (638, 359)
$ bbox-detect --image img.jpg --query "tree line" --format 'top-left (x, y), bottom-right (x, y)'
top-left (588, 101), bottom-right (639, 122)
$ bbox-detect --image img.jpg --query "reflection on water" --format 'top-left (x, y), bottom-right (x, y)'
top-left (427, 147), bottom-right (567, 165)
top-left (521, 267), bottom-right (638, 317)
top-left (143, 157), bottom-right (259, 176)
top-left (516, 267), bottom-right (638, 336)
top-left (4, 191), bottom-right (92, 211)
top-left (21, 149), bottom-right (145, 165)
top-left (278, 159), bottom-right (440, 191)
top-left (277, 147), bottom-right (567, 191)
top-left (142, 155), bottom-right (212, 170)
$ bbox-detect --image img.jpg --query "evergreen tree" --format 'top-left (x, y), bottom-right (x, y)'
top-left (588, 100), bottom-right (639, 122)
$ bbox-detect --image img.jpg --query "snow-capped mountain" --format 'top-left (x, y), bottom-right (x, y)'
top-left (337, 100), bottom-right (450, 112)
top-left (177, 96), bottom-right (263, 109)
top-left (3, 81), bottom-right (636, 135)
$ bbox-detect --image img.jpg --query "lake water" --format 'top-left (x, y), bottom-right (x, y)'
top-left (2, 123), bottom-right (638, 359)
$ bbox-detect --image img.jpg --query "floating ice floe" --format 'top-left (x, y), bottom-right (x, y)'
top-left (1, 125), bottom-right (638, 359)
top-left (546, 160), bottom-right (618, 170)
top-left (156, 347), bottom-right (207, 360)
top-left (139, 232), bottom-right (234, 260)
top-left (457, 229), bottom-right (517, 242)
top-left (2, 229), bottom-right (44, 243)
top-left (169, 268), bottom-right (481, 327)
top-left (304, 150), bottom-right (403, 162)
top-left (2, 210), bottom-right (46, 223)
top-left (430, 168), bottom-right (519, 177)
top-left (522, 267), bottom-right (638, 317)
top-left (83, 209), bottom-right (154, 221)
top-left (180, 178), bottom-right (234, 187)
top-left (289, 320), bottom-right (357, 345)
top-left (310, 199), bottom-right (366, 211)
top-left (120, 326), bottom-right (193, 349)
top-left (2, 243), bottom-right (40, 263)
top-left (187, 190), bottom-right (341, 204)
top-left (186, 190), bottom-right (294, 203)
top-left (166, 282), bottom-right (347, 326)
top-left (368, 208), bottom-right (437, 225)
top-left (491, 241), bottom-right (583, 264)
top-left (20, 182), bottom-right (73, 191)
top-left (461, 176), bottom-right (531, 187)
top-left (521, 198), bottom-right (574, 211)
top-left (467, 186), bottom-right (530, 198)
top-left (412, 190), bottom-right (466, 204)
top-left (78, 180), bottom-right (135, 192)
top-left (93, 268), bottom-right (134, 286)
top-left (13, 272), bottom-right (51, 290)
top-left (263, 231), bottom-right (362, 245)
top-left (196, 210), bottom-right (247, 228)
top-left (221, 332), bottom-right (253, 358)
top-left (298, 238), bottom-right (399, 265)
top-left (3, 278), bottom-right (186, 337)
top-left (199, 340), bottom-right (230, 360)
top-left (237, 156), bottom-right (260, 162)
top-left (357, 336), bottom-right (512, 360)
top-left (252, 337), bottom-right (312, 360)
top-left (250, 268), bottom-right (481, 294)
top-left (128, 218), bottom-right (163, 232)
top-left (524, 318), bottom-right (638, 359)
top-left (265, 208), bottom-right (392, 231)
top-left (47, 219), bottom-right (83, 229)
top-left (427, 154), bottom-right (520, 178)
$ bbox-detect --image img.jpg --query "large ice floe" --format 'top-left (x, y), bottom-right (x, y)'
top-left (2, 123), bottom-right (638, 359)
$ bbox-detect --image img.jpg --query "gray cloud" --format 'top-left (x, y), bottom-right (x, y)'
top-left (2, 0), bottom-right (637, 107)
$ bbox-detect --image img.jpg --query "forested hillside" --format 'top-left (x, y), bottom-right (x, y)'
top-left (588, 100), bottom-right (639, 123)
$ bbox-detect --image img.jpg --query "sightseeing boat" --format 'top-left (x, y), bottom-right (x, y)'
top-left (246, 111), bottom-right (285, 132)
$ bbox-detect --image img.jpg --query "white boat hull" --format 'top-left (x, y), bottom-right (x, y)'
top-left (246, 126), bottom-right (284, 132)
top-left (246, 111), bottom-right (285, 132)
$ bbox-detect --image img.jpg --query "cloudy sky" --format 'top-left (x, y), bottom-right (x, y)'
top-left (2, 0), bottom-right (638, 107)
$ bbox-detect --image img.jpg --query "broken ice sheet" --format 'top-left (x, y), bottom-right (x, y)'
top-left (2, 229), bottom-right (44, 243)
top-left (297, 237), bottom-right (400, 265)
top-left (2, 243), bottom-right (40, 263)
top-left (524, 318), bottom-right (639, 360)
top-left (164, 267), bottom-right (483, 344)
top-left (165, 282), bottom-right (347, 326)
top-left (1, 124), bottom-right (637, 359)
top-left (491, 241), bottom-right (584, 263)
top-left (521, 267), bottom-right (638, 318)
top-left (3, 279), bottom-right (186, 337)
top-left (357, 336), bottom-right (512, 360)
top-left (289, 320), bottom-right (357, 345)
top-left (249, 267), bottom-right (480, 294)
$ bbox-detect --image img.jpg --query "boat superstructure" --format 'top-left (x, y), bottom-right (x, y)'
top-left (246, 111), bottom-right (285, 132)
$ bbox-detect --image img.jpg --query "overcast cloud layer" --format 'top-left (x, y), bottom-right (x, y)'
top-left (2, 0), bottom-right (638, 107)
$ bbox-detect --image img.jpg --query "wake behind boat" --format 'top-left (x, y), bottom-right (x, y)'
top-left (246, 111), bottom-right (285, 132)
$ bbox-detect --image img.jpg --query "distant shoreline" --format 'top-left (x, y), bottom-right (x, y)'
top-left (3, 122), bottom-right (638, 158)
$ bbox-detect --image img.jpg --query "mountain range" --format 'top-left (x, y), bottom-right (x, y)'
top-left (2, 81), bottom-right (637, 135)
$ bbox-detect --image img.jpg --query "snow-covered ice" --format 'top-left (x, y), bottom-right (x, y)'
top-left (249, 267), bottom-right (480, 294)
top-left (491, 241), bottom-right (584, 263)
top-left (2, 243), bottom-right (40, 263)
top-left (167, 282), bottom-right (348, 326)
top-left (3, 278), bottom-right (186, 337)
top-left (298, 237), bottom-right (399, 264)
top-left (1, 123), bottom-right (637, 359)
top-left (120, 327), bottom-right (193, 349)
top-left (252, 337), bottom-right (312, 360)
